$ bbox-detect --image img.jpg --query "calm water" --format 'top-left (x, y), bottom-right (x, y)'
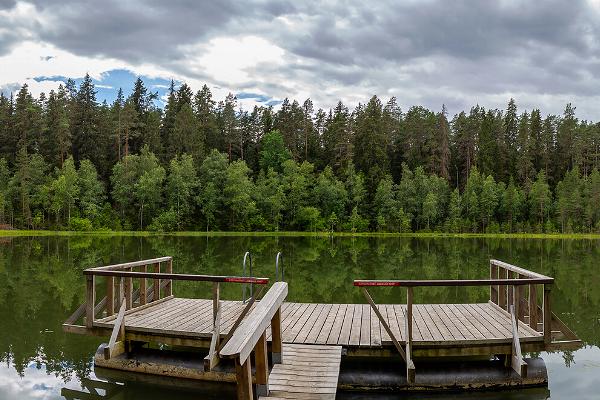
top-left (0, 235), bottom-right (598, 399)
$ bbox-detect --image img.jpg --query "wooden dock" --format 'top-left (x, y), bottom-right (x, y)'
top-left (90, 299), bottom-right (543, 351)
top-left (63, 256), bottom-right (582, 399)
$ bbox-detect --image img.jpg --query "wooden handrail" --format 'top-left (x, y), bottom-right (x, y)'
top-left (220, 282), bottom-right (288, 399)
top-left (87, 257), bottom-right (173, 271)
top-left (353, 278), bottom-right (553, 287)
top-left (84, 270), bottom-right (269, 284)
top-left (355, 259), bottom-right (555, 385)
top-left (221, 282), bottom-right (288, 362)
top-left (489, 259), bottom-right (551, 280)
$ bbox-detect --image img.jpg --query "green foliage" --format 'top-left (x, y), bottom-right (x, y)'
top-left (259, 130), bottom-right (291, 172)
top-left (68, 217), bottom-right (93, 231)
top-left (3, 81), bottom-right (600, 233)
top-left (148, 209), bottom-right (178, 232)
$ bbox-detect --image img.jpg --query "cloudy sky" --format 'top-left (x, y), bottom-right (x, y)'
top-left (2, 0), bottom-right (600, 118)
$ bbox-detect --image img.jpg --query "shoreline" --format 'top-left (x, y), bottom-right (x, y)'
top-left (1, 230), bottom-right (600, 240)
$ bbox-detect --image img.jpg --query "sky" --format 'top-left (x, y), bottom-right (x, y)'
top-left (2, 0), bottom-right (600, 119)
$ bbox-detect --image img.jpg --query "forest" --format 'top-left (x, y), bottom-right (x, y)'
top-left (0, 74), bottom-right (599, 233)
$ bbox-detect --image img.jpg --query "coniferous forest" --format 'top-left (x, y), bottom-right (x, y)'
top-left (1, 74), bottom-right (599, 233)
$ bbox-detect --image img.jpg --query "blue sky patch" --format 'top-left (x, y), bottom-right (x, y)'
top-left (34, 69), bottom-right (175, 107)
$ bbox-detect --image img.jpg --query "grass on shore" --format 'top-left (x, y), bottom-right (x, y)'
top-left (1, 229), bottom-right (600, 240)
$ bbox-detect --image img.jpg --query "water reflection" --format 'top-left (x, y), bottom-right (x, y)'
top-left (0, 235), bottom-right (598, 399)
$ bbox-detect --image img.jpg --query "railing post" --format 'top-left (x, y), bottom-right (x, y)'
top-left (529, 283), bottom-right (538, 330)
top-left (490, 261), bottom-right (498, 305)
top-left (153, 263), bottom-right (160, 301)
top-left (518, 274), bottom-right (526, 323)
top-left (235, 357), bottom-right (253, 400)
top-left (405, 287), bottom-right (415, 384)
top-left (543, 284), bottom-right (552, 344)
top-left (106, 276), bottom-right (114, 316)
top-left (271, 307), bottom-right (283, 364)
top-left (499, 267), bottom-right (507, 310)
top-left (85, 275), bottom-right (96, 328)
top-left (406, 287), bottom-right (413, 345)
top-left (165, 258), bottom-right (173, 297)
top-left (140, 265), bottom-right (147, 306)
top-left (125, 268), bottom-right (133, 310)
top-left (255, 331), bottom-right (269, 397)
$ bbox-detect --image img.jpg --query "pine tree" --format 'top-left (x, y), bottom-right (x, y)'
top-left (72, 74), bottom-right (99, 163)
top-left (353, 96), bottom-right (388, 192)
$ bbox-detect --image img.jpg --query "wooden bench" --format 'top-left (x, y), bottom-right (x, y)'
top-left (220, 281), bottom-right (288, 400)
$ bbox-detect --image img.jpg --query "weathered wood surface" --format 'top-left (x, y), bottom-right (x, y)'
top-left (258, 343), bottom-right (341, 400)
top-left (94, 299), bottom-right (542, 347)
top-left (220, 282), bottom-right (288, 362)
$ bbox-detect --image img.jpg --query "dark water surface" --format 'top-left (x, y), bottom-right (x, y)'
top-left (0, 235), bottom-right (598, 399)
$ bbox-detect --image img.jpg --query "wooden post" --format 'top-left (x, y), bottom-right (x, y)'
top-left (406, 287), bottom-right (413, 345)
top-left (499, 267), bottom-right (507, 310)
top-left (513, 286), bottom-right (519, 332)
top-left (140, 265), bottom-right (147, 306)
top-left (106, 276), bottom-right (114, 316)
top-left (235, 357), bottom-right (253, 400)
top-left (490, 261), bottom-right (498, 305)
top-left (271, 307), bottom-right (283, 364)
top-left (518, 274), bottom-right (526, 323)
top-left (85, 275), bottom-right (95, 328)
top-left (153, 263), bottom-right (160, 301)
top-left (406, 287), bottom-right (415, 383)
top-left (543, 284), bottom-right (552, 344)
top-left (255, 332), bottom-right (269, 397)
top-left (529, 284), bottom-right (538, 330)
top-left (115, 278), bottom-right (121, 310)
top-left (213, 282), bottom-right (220, 327)
top-left (124, 270), bottom-right (133, 310)
top-left (165, 258), bottom-right (173, 297)
top-left (507, 271), bottom-right (514, 312)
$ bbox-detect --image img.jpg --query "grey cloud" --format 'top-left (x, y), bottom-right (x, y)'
top-left (2, 0), bottom-right (600, 119)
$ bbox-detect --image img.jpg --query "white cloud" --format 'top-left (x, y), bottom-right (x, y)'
top-left (185, 36), bottom-right (285, 86)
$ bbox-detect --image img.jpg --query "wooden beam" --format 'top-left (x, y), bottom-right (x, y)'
top-left (106, 276), bottom-right (114, 316)
top-left (219, 285), bottom-right (265, 352)
top-left (220, 282), bottom-right (288, 363)
top-left (124, 276), bottom-right (133, 310)
top-left (140, 265), bottom-right (147, 306)
top-left (254, 332), bottom-right (269, 397)
top-left (518, 274), bottom-right (527, 322)
top-left (104, 301), bottom-right (127, 360)
top-left (353, 277), bottom-right (553, 287)
top-left (543, 285), bottom-right (552, 344)
top-left (85, 256), bottom-right (172, 271)
top-left (490, 261), bottom-right (498, 305)
top-left (361, 287), bottom-right (407, 362)
top-left (510, 305), bottom-right (527, 377)
top-left (271, 307), bottom-right (282, 364)
top-left (529, 284), bottom-right (538, 330)
top-left (85, 275), bottom-right (95, 328)
top-left (406, 287), bottom-right (415, 384)
top-left (234, 357), bottom-right (253, 400)
top-left (204, 298), bottom-right (222, 371)
top-left (84, 269), bottom-right (269, 284)
top-left (489, 259), bottom-right (553, 280)
top-left (165, 258), bottom-right (173, 297)
top-left (153, 263), bottom-right (160, 302)
top-left (499, 267), bottom-right (507, 310)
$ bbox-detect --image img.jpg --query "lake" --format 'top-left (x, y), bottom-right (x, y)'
top-left (0, 235), bottom-right (598, 399)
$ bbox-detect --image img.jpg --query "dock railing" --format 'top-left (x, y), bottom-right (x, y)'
top-left (63, 256), bottom-right (270, 367)
top-left (221, 281), bottom-right (288, 399)
top-left (354, 259), bottom-right (559, 383)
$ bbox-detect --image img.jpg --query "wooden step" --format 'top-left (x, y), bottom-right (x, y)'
top-left (259, 343), bottom-right (342, 399)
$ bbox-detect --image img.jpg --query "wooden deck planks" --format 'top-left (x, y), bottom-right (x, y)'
top-left (98, 299), bottom-right (543, 348)
top-left (260, 343), bottom-right (341, 400)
